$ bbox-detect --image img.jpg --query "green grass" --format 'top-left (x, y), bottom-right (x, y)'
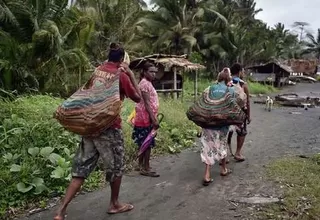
top-left (247, 82), bottom-right (278, 94)
top-left (0, 95), bottom-right (198, 218)
top-left (257, 155), bottom-right (320, 220)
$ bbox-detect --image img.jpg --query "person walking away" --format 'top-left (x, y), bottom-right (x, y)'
top-left (54, 43), bottom-right (141, 220)
top-left (228, 63), bottom-right (251, 162)
top-left (132, 63), bottom-right (160, 177)
top-left (201, 68), bottom-right (234, 186)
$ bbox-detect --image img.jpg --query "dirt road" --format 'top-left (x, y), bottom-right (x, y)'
top-left (20, 83), bottom-right (320, 220)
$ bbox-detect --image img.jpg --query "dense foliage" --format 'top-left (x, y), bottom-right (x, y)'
top-left (1, 0), bottom-right (319, 94)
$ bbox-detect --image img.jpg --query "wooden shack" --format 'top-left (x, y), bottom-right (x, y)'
top-left (129, 54), bottom-right (205, 100)
top-left (247, 62), bottom-right (292, 87)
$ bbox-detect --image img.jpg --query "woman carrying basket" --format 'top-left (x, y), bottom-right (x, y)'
top-left (132, 63), bottom-right (160, 177)
top-left (200, 68), bottom-right (235, 186)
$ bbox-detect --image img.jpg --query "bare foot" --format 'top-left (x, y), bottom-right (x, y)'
top-left (54, 211), bottom-right (66, 220)
top-left (107, 203), bottom-right (134, 214)
top-left (220, 168), bottom-right (232, 176)
top-left (53, 206), bottom-right (67, 220)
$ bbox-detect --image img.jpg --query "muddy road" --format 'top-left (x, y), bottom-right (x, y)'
top-left (20, 83), bottom-right (320, 220)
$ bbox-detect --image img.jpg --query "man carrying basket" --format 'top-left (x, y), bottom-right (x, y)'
top-left (54, 44), bottom-right (141, 220)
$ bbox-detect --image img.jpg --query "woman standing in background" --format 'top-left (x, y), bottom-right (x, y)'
top-left (132, 63), bottom-right (160, 177)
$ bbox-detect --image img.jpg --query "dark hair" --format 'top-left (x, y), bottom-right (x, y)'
top-left (230, 63), bottom-right (242, 76)
top-left (140, 62), bottom-right (154, 81)
top-left (108, 43), bottom-right (125, 62)
top-left (143, 62), bottom-right (154, 72)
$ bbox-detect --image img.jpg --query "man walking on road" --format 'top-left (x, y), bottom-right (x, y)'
top-left (228, 63), bottom-right (251, 162)
top-left (54, 44), bottom-right (141, 220)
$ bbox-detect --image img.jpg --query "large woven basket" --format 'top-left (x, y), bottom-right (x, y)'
top-left (186, 85), bottom-right (246, 128)
top-left (54, 68), bottom-right (122, 136)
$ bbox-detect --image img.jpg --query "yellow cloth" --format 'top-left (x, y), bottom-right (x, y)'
top-left (127, 109), bottom-right (136, 126)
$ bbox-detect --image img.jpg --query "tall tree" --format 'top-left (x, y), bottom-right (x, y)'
top-left (303, 28), bottom-right (320, 59)
top-left (0, 0), bottom-right (93, 94)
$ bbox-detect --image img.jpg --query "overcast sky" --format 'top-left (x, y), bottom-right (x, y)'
top-left (255, 0), bottom-right (319, 34)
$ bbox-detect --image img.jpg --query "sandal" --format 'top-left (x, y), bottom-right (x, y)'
top-left (202, 178), bottom-right (213, 186)
top-left (140, 170), bottom-right (160, 177)
top-left (234, 156), bottom-right (245, 162)
top-left (220, 169), bottom-right (232, 176)
top-left (107, 204), bottom-right (134, 215)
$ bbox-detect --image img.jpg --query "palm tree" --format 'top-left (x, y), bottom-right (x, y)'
top-left (292, 21), bottom-right (310, 42)
top-left (133, 0), bottom-right (228, 56)
top-left (0, 0), bottom-right (94, 94)
top-left (132, 0), bottom-right (198, 54)
top-left (303, 28), bottom-right (320, 59)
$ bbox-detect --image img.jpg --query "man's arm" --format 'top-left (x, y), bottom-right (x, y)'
top-left (141, 91), bottom-right (158, 128)
top-left (243, 83), bottom-right (251, 123)
top-left (119, 70), bottom-right (141, 103)
top-left (123, 66), bottom-right (142, 101)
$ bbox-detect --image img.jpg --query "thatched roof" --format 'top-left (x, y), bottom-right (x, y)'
top-left (285, 59), bottom-right (319, 74)
top-left (247, 61), bottom-right (293, 74)
top-left (129, 54), bottom-right (205, 71)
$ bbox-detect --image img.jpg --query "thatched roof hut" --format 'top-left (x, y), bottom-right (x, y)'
top-left (129, 54), bottom-right (205, 71)
top-left (247, 61), bottom-right (292, 87)
top-left (130, 54), bottom-right (205, 100)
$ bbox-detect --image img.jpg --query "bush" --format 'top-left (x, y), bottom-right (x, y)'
top-left (0, 96), bottom-right (102, 217)
top-left (0, 95), bottom-right (198, 217)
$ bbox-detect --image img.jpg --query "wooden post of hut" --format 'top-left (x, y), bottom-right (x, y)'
top-left (173, 67), bottom-right (177, 100)
top-left (194, 70), bottom-right (198, 102)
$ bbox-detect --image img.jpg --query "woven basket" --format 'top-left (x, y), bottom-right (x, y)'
top-left (54, 68), bottom-right (122, 136)
top-left (186, 85), bottom-right (246, 128)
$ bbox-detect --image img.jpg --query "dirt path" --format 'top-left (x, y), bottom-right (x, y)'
top-left (20, 83), bottom-right (320, 220)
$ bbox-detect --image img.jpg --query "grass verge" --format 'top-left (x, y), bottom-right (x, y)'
top-left (0, 95), bottom-right (198, 219)
top-left (247, 82), bottom-right (278, 94)
top-left (257, 155), bottom-right (320, 220)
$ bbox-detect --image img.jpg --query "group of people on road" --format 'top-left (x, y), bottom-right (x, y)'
top-left (53, 44), bottom-right (250, 220)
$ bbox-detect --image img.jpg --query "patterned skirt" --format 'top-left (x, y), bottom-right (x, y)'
top-left (132, 126), bottom-right (155, 149)
top-left (200, 126), bottom-right (229, 166)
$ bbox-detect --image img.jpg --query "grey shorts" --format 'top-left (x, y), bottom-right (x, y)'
top-left (71, 128), bottom-right (125, 182)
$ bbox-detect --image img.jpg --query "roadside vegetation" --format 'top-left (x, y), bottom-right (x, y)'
top-left (257, 155), bottom-right (320, 220)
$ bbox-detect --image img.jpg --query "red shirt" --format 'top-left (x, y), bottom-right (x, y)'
top-left (97, 62), bottom-right (137, 129)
